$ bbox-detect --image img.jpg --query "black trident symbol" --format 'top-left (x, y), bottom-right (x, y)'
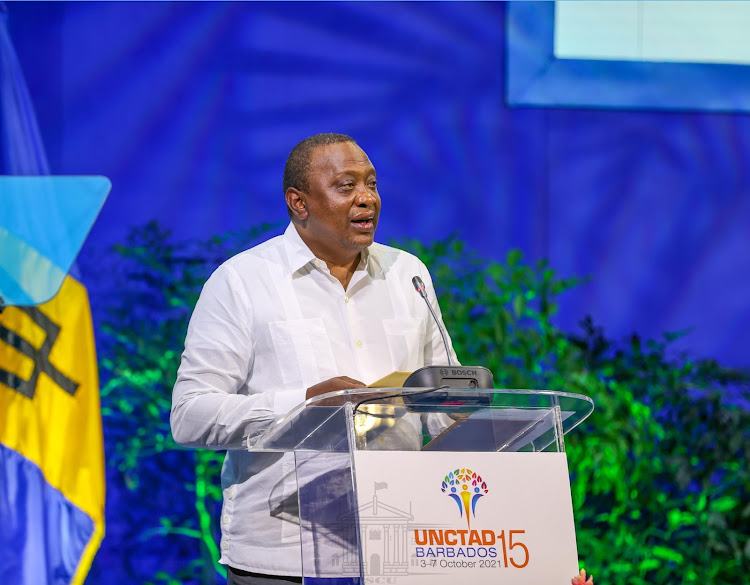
top-left (0, 305), bottom-right (79, 399)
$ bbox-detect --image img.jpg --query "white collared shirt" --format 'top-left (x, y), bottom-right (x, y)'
top-left (171, 223), bottom-right (457, 575)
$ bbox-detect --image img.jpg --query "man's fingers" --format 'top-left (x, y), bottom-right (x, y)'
top-left (306, 376), bottom-right (367, 400)
top-left (572, 568), bottom-right (593, 585)
top-left (338, 376), bottom-right (366, 387)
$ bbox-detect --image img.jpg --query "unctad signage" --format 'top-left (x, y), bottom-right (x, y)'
top-left (352, 451), bottom-right (579, 584)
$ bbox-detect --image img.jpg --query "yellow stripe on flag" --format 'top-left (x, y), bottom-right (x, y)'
top-left (0, 275), bottom-right (105, 583)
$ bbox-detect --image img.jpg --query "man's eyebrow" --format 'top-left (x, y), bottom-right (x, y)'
top-left (333, 167), bottom-right (376, 177)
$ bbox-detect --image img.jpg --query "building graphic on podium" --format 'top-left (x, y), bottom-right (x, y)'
top-left (333, 483), bottom-right (413, 576)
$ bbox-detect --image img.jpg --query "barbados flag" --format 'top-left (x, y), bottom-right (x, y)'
top-left (0, 278), bottom-right (105, 584)
top-left (0, 6), bottom-right (107, 584)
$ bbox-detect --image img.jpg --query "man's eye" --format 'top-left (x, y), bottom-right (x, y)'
top-left (369, 180), bottom-right (378, 188)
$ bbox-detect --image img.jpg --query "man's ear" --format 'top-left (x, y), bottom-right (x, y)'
top-left (285, 187), bottom-right (308, 220)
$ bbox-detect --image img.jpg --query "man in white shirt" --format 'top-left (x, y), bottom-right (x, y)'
top-left (171, 133), bottom-right (457, 585)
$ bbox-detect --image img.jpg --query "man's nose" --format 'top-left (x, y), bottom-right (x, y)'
top-left (354, 185), bottom-right (378, 206)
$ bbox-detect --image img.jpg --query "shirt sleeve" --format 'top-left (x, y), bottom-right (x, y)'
top-left (170, 263), bottom-right (301, 450)
top-left (417, 260), bottom-right (460, 366)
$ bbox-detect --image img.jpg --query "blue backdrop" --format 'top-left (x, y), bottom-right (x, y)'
top-left (8, 0), bottom-right (750, 371)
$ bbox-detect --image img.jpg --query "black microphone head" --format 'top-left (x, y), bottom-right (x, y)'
top-left (412, 275), bottom-right (425, 294)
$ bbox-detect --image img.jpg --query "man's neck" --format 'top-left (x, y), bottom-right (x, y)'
top-left (323, 253), bottom-right (361, 291)
top-left (292, 223), bottom-right (364, 290)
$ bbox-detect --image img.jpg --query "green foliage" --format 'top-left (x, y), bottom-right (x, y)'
top-left (99, 226), bottom-right (750, 584)
top-left (398, 236), bottom-right (750, 584)
top-left (565, 326), bottom-right (750, 584)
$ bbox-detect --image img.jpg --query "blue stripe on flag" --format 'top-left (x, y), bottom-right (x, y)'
top-left (0, 443), bottom-right (94, 585)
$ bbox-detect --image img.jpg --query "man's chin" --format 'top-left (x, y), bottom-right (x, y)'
top-left (343, 232), bottom-right (376, 250)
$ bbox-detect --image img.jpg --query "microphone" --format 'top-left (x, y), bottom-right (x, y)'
top-left (403, 275), bottom-right (493, 390)
top-left (412, 276), bottom-right (453, 367)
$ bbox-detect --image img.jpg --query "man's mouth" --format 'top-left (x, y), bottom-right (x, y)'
top-left (351, 216), bottom-right (375, 231)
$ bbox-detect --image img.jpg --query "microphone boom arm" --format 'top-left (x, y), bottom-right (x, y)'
top-left (412, 275), bottom-right (454, 367)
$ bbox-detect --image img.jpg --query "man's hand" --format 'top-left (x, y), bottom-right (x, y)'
top-left (306, 376), bottom-right (366, 401)
top-left (572, 568), bottom-right (593, 585)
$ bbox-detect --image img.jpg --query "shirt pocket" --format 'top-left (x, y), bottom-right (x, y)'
top-left (382, 317), bottom-right (426, 371)
top-left (268, 318), bottom-right (337, 388)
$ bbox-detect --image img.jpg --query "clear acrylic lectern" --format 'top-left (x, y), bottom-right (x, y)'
top-left (248, 388), bottom-right (594, 584)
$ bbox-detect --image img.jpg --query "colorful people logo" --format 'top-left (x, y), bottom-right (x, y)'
top-left (441, 468), bottom-right (489, 528)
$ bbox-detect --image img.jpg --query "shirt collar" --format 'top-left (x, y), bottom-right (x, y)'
top-left (282, 222), bottom-right (383, 278)
top-left (283, 223), bottom-right (317, 274)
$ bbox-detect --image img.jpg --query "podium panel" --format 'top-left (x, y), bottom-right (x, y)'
top-left (351, 451), bottom-right (577, 584)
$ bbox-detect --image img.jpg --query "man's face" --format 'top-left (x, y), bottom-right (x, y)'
top-left (299, 141), bottom-right (380, 262)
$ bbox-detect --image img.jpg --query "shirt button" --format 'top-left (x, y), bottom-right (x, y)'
top-left (355, 339), bottom-right (363, 348)
top-left (221, 542), bottom-right (229, 550)
top-left (344, 295), bottom-right (350, 304)
top-left (223, 515), bottom-right (231, 525)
